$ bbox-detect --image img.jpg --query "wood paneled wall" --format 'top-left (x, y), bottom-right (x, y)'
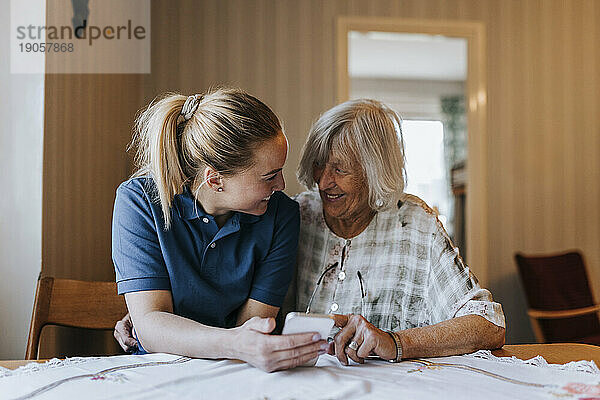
top-left (44, 0), bottom-right (600, 343)
top-left (43, 73), bottom-right (142, 281)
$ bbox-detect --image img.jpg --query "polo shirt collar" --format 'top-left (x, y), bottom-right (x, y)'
top-left (176, 187), bottom-right (208, 220)
top-left (175, 187), bottom-right (260, 224)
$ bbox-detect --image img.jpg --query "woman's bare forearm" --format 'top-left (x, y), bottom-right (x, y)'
top-left (134, 310), bottom-right (238, 359)
top-left (134, 310), bottom-right (328, 372)
top-left (396, 315), bottom-right (505, 359)
top-left (236, 298), bottom-right (279, 326)
top-left (123, 291), bottom-right (327, 372)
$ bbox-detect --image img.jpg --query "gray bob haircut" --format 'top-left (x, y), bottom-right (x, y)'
top-left (297, 99), bottom-right (406, 211)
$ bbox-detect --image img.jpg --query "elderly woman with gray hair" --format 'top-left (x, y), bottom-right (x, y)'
top-left (293, 99), bottom-right (505, 365)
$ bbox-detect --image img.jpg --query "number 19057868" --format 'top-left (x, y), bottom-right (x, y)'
top-left (19, 42), bottom-right (74, 52)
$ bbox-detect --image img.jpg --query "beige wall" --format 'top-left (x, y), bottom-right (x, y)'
top-left (43, 0), bottom-right (600, 344)
top-left (43, 74), bottom-right (141, 282)
top-left (0, 1), bottom-right (44, 359)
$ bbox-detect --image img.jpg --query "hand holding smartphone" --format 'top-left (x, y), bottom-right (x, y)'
top-left (281, 312), bottom-right (334, 366)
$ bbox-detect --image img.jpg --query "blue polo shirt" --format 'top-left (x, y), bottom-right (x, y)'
top-left (112, 177), bottom-right (299, 331)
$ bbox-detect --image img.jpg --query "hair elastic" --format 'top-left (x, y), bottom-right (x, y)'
top-left (180, 94), bottom-right (203, 121)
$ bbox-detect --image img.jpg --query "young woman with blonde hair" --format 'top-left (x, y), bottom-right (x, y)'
top-left (112, 88), bottom-right (326, 372)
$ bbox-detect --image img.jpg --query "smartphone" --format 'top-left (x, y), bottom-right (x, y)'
top-left (282, 312), bottom-right (334, 366)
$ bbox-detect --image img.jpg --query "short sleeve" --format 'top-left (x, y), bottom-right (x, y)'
top-left (112, 182), bottom-right (171, 294)
top-left (426, 224), bottom-right (505, 328)
top-left (248, 197), bottom-right (300, 307)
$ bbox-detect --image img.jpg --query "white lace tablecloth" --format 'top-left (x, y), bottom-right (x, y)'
top-left (1, 351), bottom-right (599, 399)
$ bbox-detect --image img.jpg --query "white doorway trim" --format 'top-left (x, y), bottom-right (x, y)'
top-left (337, 17), bottom-right (489, 285)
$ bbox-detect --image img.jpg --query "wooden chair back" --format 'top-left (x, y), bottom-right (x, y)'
top-left (515, 251), bottom-right (600, 344)
top-left (26, 276), bottom-right (128, 359)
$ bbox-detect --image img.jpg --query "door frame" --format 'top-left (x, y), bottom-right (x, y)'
top-left (336, 16), bottom-right (489, 285)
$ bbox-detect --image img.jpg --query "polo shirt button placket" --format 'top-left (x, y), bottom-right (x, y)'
top-left (202, 217), bottom-right (209, 224)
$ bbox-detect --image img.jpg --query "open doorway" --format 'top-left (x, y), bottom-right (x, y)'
top-left (337, 17), bottom-right (488, 283)
top-left (348, 31), bottom-right (467, 253)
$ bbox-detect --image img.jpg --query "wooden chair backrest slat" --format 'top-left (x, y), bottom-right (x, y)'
top-left (26, 277), bottom-right (128, 359)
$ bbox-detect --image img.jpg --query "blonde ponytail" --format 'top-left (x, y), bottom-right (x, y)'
top-left (130, 88), bottom-right (282, 229)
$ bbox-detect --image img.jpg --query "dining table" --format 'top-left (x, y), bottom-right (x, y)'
top-left (1, 343), bottom-right (599, 399)
top-left (3, 343), bottom-right (598, 370)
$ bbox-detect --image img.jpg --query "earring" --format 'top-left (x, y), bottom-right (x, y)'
top-left (217, 187), bottom-right (223, 192)
top-left (375, 198), bottom-right (384, 207)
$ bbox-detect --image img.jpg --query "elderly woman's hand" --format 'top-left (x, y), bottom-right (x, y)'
top-left (330, 314), bottom-right (396, 365)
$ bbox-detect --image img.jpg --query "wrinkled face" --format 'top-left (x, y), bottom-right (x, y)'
top-left (312, 150), bottom-right (371, 221)
top-left (221, 132), bottom-right (288, 215)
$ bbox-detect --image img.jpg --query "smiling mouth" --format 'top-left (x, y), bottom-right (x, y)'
top-left (323, 193), bottom-right (344, 200)
top-left (262, 192), bottom-right (275, 202)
